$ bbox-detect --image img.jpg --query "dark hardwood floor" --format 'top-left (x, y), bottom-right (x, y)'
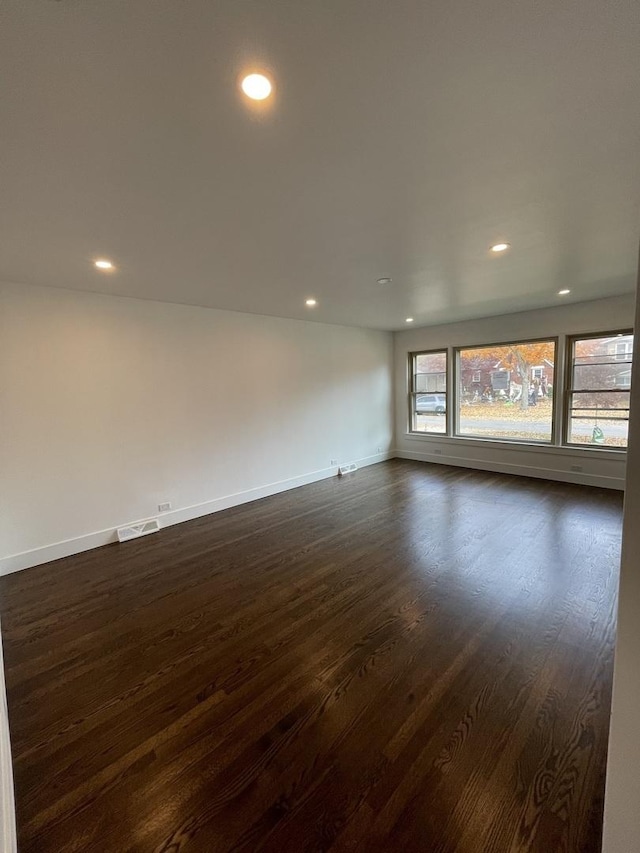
top-left (0, 460), bottom-right (623, 852)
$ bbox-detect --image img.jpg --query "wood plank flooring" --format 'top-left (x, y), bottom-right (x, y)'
top-left (0, 460), bottom-right (623, 852)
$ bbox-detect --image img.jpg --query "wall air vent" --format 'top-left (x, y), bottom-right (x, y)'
top-left (117, 518), bottom-right (160, 543)
top-left (338, 463), bottom-right (358, 476)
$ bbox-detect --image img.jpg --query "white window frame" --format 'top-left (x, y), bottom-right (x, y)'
top-left (615, 341), bottom-right (633, 361)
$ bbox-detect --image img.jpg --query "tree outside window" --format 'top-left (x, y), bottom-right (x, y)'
top-left (457, 340), bottom-right (556, 442)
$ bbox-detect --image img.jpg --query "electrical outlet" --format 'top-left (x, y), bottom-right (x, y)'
top-left (570, 465), bottom-right (583, 473)
top-left (158, 502), bottom-right (172, 512)
top-left (330, 459), bottom-right (338, 466)
top-left (377, 446), bottom-right (383, 453)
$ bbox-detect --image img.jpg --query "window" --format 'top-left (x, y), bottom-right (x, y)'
top-left (614, 340), bottom-right (633, 361)
top-left (566, 332), bottom-right (633, 448)
top-left (456, 339), bottom-right (556, 442)
top-left (407, 330), bottom-right (632, 453)
top-left (410, 350), bottom-right (447, 433)
top-left (615, 370), bottom-right (632, 389)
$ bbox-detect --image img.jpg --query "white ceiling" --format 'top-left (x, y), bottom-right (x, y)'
top-left (1, 0), bottom-right (639, 331)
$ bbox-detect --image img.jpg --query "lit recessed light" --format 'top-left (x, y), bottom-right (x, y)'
top-left (558, 289), bottom-right (571, 295)
top-left (405, 317), bottom-right (414, 323)
top-left (305, 298), bottom-right (317, 307)
top-left (241, 73), bottom-right (272, 101)
top-left (94, 259), bottom-right (114, 270)
top-left (490, 243), bottom-right (510, 253)
top-left (377, 277), bottom-right (393, 285)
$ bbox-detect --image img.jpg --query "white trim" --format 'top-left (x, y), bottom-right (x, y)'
top-left (0, 452), bottom-right (393, 576)
top-left (0, 440), bottom-right (625, 577)
top-left (395, 448), bottom-right (625, 490)
top-left (404, 431), bottom-right (626, 459)
top-left (0, 625), bottom-right (17, 853)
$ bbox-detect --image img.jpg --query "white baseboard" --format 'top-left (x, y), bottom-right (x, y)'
top-left (395, 448), bottom-right (626, 490)
top-left (0, 452), bottom-right (392, 576)
top-left (156, 452), bottom-right (389, 530)
top-left (0, 446), bottom-right (623, 577)
top-left (0, 626), bottom-right (16, 853)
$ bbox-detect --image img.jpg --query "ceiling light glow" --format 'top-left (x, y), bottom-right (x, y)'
top-left (490, 243), bottom-right (510, 253)
top-left (305, 298), bottom-right (317, 307)
top-left (558, 289), bottom-right (571, 295)
top-left (405, 317), bottom-right (414, 323)
top-left (94, 259), bottom-right (114, 270)
top-left (241, 73), bottom-right (272, 100)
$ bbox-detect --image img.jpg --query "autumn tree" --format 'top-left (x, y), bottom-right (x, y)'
top-left (460, 341), bottom-right (555, 410)
top-left (458, 349), bottom-right (499, 374)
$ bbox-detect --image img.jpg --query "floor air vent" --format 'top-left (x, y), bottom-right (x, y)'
top-left (338, 462), bottom-right (358, 476)
top-left (117, 518), bottom-right (161, 543)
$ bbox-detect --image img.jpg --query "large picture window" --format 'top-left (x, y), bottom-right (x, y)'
top-left (410, 350), bottom-right (447, 433)
top-left (566, 332), bottom-right (633, 448)
top-left (456, 340), bottom-right (556, 442)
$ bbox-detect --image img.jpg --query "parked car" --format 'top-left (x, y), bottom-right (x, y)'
top-left (415, 394), bottom-right (446, 415)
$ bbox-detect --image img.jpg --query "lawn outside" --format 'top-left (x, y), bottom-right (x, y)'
top-left (460, 399), bottom-right (554, 421)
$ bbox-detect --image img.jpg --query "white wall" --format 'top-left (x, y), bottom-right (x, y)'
top-left (0, 624), bottom-right (16, 853)
top-left (602, 268), bottom-right (640, 852)
top-left (0, 282), bottom-right (394, 573)
top-left (393, 294), bottom-right (635, 489)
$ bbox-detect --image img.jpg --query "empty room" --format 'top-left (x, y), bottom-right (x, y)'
top-left (1, 2), bottom-right (640, 852)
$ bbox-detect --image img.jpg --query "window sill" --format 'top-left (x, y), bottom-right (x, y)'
top-left (404, 432), bottom-right (627, 459)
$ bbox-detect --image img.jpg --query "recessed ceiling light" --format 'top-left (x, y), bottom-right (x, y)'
top-left (377, 277), bottom-right (393, 285)
top-left (241, 73), bottom-right (272, 101)
top-left (490, 243), bottom-right (510, 253)
top-left (558, 289), bottom-right (571, 295)
top-left (305, 298), bottom-right (317, 307)
top-left (94, 259), bottom-right (114, 270)
top-left (405, 317), bottom-right (414, 323)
